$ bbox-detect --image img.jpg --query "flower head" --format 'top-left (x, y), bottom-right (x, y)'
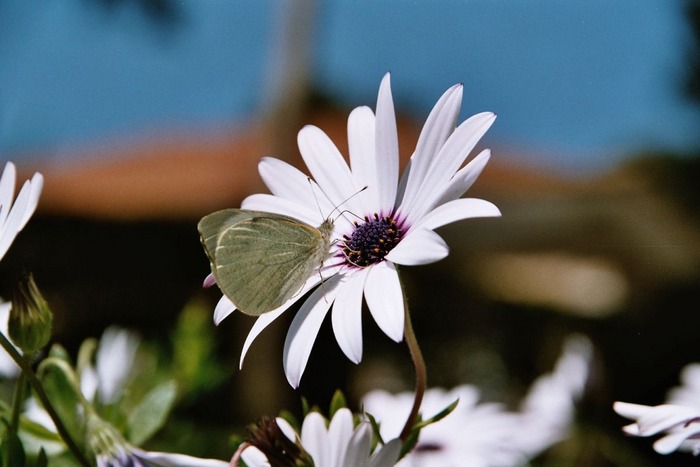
top-left (212, 73), bottom-right (500, 387)
top-left (9, 273), bottom-right (53, 353)
top-left (241, 408), bottom-right (400, 467)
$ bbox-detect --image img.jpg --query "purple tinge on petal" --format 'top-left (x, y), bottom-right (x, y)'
top-left (202, 273), bottom-right (216, 288)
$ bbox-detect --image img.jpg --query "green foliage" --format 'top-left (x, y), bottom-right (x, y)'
top-left (170, 298), bottom-right (227, 401)
top-left (126, 380), bottom-right (177, 446)
top-left (328, 389), bottom-right (347, 418)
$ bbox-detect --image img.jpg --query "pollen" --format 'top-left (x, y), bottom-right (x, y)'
top-left (341, 214), bottom-right (403, 267)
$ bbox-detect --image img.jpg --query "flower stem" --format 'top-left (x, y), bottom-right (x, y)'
top-left (399, 295), bottom-right (426, 442)
top-left (0, 332), bottom-right (92, 467)
top-left (5, 371), bottom-right (27, 466)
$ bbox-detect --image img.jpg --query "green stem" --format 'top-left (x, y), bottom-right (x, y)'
top-left (398, 291), bottom-right (427, 442)
top-left (0, 332), bottom-right (92, 467)
top-left (6, 371), bottom-right (28, 466)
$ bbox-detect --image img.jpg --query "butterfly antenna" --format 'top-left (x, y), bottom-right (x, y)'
top-left (307, 177), bottom-right (368, 220)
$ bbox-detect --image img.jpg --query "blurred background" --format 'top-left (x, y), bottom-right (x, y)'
top-left (1, 0), bottom-right (700, 464)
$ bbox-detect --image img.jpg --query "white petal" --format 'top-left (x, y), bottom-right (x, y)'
top-left (301, 412), bottom-right (331, 466)
top-left (402, 112), bottom-right (496, 224)
top-left (385, 228), bottom-right (449, 266)
top-left (19, 173), bottom-right (43, 230)
top-left (0, 178), bottom-right (32, 260)
top-left (343, 423), bottom-right (371, 467)
top-left (96, 327), bottom-right (140, 404)
top-left (240, 446), bottom-right (271, 467)
top-left (369, 438), bottom-right (402, 467)
top-left (374, 73), bottom-right (399, 214)
top-left (348, 106), bottom-right (379, 209)
top-left (241, 193), bottom-right (321, 227)
top-left (238, 267), bottom-right (332, 367)
top-left (213, 295), bottom-right (236, 325)
top-left (413, 198), bottom-right (501, 232)
top-left (636, 404), bottom-right (700, 435)
top-left (283, 276), bottom-right (341, 388)
top-left (298, 125), bottom-right (362, 215)
top-left (398, 84), bottom-right (462, 208)
top-left (136, 450), bottom-right (228, 467)
top-left (328, 408), bottom-right (354, 466)
top-left (258, 156), bottom-right (320, 206)
top-left (364, 262), bottom-right (404, 342)
top-left (431, 149), bottom-right (491, 207)
top-left (276, 417), bottom-right (299, 442)
top-left (613, 402), bottom-right (651, 420)
top-left (654, 424), bottom-right (700, 454)
top-left (239, 307), bottom-right (287, 369)
top-left (332, 271), bottom-right (367, 364)
top-left (0, 162), bottom-right (16, 225)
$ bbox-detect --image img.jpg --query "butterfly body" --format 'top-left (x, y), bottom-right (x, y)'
top-left (198, 209), bottom-right (334, 316)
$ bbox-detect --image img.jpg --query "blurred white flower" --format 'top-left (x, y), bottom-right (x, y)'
top-left (209, 73), bottom-right (500, 387)
top-left (363, 335), bottom-right (593, 466)
top-left (0, 161), bottom-right (43, 261)
top-left (242, 408), bottom-right (401, 467)
top-left (97, 446), bottom-right (229, 467)
top-left (614, 361), bottom-right (700, 455)
top-left (80, 326), bottom-right (141, 405)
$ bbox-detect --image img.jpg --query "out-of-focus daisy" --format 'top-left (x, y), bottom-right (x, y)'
top-left (80, 326), bottom-right (141, 405)
top-left (0, 161), bottom-right (43, 262)
top-left (363, 335), bottom-right (593, 466)
top-left (240, 408), bottom-right (401, 467)
top-left (614, 362), bottom-right (700, 455)
top-left (209, 73), bottom-right (500, 387)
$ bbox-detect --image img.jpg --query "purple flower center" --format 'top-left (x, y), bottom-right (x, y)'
top-left (341, 213), bottom-right (403, 267)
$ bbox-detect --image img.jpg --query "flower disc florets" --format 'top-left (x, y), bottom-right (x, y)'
top-left (341, 213), bottom-right (404, 267)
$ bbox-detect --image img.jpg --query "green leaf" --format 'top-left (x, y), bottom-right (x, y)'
top-left (328, 390), bottom-right (347, 418)
top-left (126, 379), bottom-right (177, 446)
top-left (36, 357), bottom-right (84, 445)
top-left (0, 428), bottom-right (26, 467)
top-left (34, 447), bottom-right (48, 467)
top-left (414, 398), bottom-right (459, 430)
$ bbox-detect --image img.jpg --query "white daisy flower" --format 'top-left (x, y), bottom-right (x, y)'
top-left (96, 446), bottom-right (229, 467)
top-left (0, 161), bottom-right (44, 262)
top-left (241, 408), bottom-right (401, 467)
top-left (614, 362), bottom-right (700, 455)
top-left (212, 73), bottom-right (500, 387)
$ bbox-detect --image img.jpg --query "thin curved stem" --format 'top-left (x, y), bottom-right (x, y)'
top-left (0, 332), bottom-right (92, 467)
top-left (398, 290), bottom-right (427, 442)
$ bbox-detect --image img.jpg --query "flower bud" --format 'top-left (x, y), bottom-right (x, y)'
top-left (9, 273), bottom-right (52, 353)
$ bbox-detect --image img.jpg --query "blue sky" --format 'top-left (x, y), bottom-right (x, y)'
top-left (0, 0), bottom-right (698, 174)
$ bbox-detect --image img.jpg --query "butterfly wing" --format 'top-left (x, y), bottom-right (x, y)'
top-left (198, 209), bottom-right (330, 316)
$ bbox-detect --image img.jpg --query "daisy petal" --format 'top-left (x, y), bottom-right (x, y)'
top-left (329, 408), bottom-right (354, 465)
top-left (348, 106), bottom-right (378, 208)
top-left (370, 438), bottom-right (401, 467)
top-left (399, 83), bottom-right (463, 208)
top-left (414, 198), bottom-right (501, 232)
top-left (364, 262), bottom-right (404, 342)
top-left (213, 295), bottom-right (236, 325)
top-left (385, 228), bottom-right (449, 265)
top-left (636, 405), bottom-right (700, 436)
top-left (301, 412), bottom-right (330, 466)
top-left (332, 270), bottom-right (368, 364)
top-left (344, 423), bottom-right (371, 467)
top-left (0, 178), bottom-right (32, 260)
top-left (614, 402), bottom-right (651, 420)
top-left (258, 157), bottom-right (319, 208)
top-left (20, 173), bottom-right (43, 230)
top-left (432, 149), bottom-right (491, 207)
top-left (374, 73), bottom-right (399, 213)
top-left (239, 307), bottom-right (286, 368)
top-left (283, 276), bottom-right (341, 388)
top-left (298, 125), bottom-right (362, 213)
top-left (404, 112), bottom-right (496, 223)
top-left (0, 162), bottom-right (16, 225)
top-left (654, 425), bottom-right (700, 454)
top-left (241, 193), bottom-right (321, 226)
